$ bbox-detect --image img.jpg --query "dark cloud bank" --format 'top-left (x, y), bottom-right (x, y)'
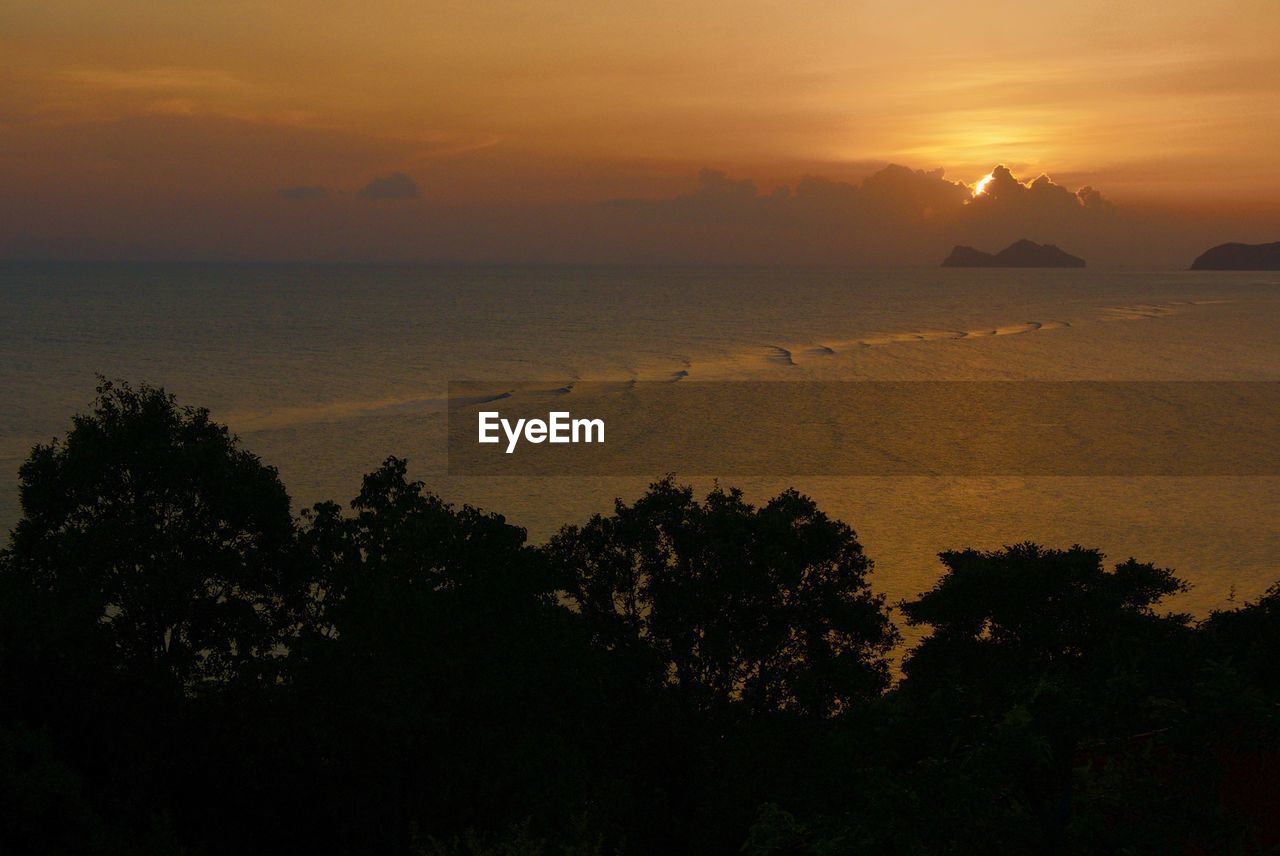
top-left (594, 163), bottom-right (1128, 266)
top-left (355, 171), bottom-right (421, 200)
top-left (277, 172), bottom-right (422, 203)
top-left (265, 163), bottom-right (1156, 266)
top-left (15, 158), bottom-right (1274, 266)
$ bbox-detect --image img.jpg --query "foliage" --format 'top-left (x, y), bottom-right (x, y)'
top-left (547, 478), bottom-right (897, 721)
top-left (6, 378), bottom-right (299, 692)
top-left (1, 383), bottom-right (1278, 854)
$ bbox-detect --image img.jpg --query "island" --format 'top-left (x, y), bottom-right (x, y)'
top-left (941, 239), bottom-right (1086, 268)
top-left (1189, 241), bottom-right (1280, 270)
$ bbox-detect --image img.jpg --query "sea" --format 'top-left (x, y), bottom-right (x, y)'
top-left (2, 262), bottom-right (1278, 632)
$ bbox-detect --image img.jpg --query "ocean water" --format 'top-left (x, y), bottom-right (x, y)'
top-left (2, 263), bottom-right (1278, 626)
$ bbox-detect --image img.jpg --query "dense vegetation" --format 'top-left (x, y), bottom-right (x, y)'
top-left (1, 381), bottom-right (1277, 854)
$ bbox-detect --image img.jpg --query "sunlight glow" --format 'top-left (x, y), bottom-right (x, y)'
top-left (972, 173), bottom-right (994, 196)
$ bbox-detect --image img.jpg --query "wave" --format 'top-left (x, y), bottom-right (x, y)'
top-left (765, 346), bottom-right (796, 367)
top-left (1099, 299), bottom-right (1232, 321)
top-left (224, 297), bottom-right (1232, 425)
top-left (450, 391), bottom-right (513, 407)
top-left (801, 319), bottom-right (1069, 356)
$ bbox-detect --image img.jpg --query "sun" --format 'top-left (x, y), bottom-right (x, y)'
top-left (972, 173), bottom-right (994, 197)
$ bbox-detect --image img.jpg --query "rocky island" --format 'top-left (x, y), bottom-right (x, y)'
top-left (1189, 241), bottom-right (1280, 270)
top-left (941, 239), bottom-right (1086, 268)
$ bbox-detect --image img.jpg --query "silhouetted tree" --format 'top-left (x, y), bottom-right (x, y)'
top-left (901, 543), bottom-right (1191, 716)
top-left (548, 478), bottom-right (898, 722)
top-left (1202, 581), bottom-right (1280, 696)
top-left (898, 544), bottom-right (1213, 850)
top-left (0, 380), bottom-right (306, 853)
top-left (544, 479), bottom-right (903, 851)
top-left (4, 383), bottom-right (1280, 854)
top-left (5, 379), bottom-right (300, 693)
top-left (291, 458), bottom-right (617, 853)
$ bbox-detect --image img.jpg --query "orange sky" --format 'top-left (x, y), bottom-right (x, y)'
top-left (3, 0), bottom-right (1279, 262)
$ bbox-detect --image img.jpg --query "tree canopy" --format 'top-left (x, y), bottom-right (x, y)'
top-left (1, 383), bottom-right (1278, 854)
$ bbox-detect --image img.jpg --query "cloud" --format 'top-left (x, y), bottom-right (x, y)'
top-left (279, 172), bottom-right (428, 204)
top-left (277, 185), bottom-right (330, 201)
top-left (969, 164), bottom-right (1111, 213)
top-left (858, 164), bottom-right (972, 219)
top-left (591, 162), bottom-right (1122, 265)
top-left (616, 162), bottom-right (1103, 228)
top-left (357, 172), bottom-right (421, 200)
top-left (1076, 185), bottom-right (1107, 208)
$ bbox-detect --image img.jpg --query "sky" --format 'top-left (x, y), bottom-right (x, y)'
top-left (3, 0), bottom-right (1279, 265)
